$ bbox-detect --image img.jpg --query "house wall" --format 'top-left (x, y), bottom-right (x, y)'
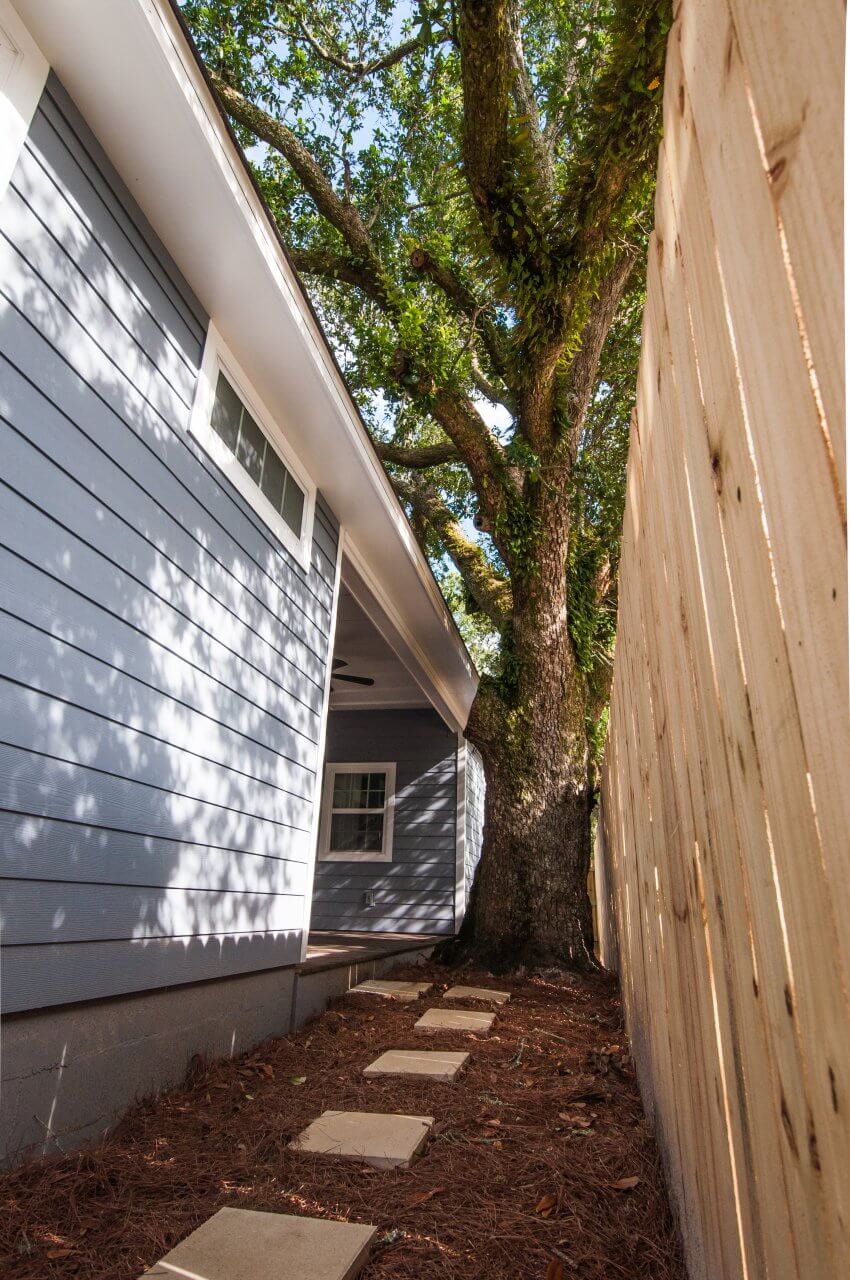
top-left (0, 938), bottom-right (436, 1166)
top-left (0, 74), bottom-right (339, 1017)
top-left (311, 709), bottom-right (457, 934)
top-left (463, 742), bottom-right (485, 901)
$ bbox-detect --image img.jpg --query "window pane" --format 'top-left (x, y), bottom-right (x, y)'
top-left (366, 773), bottom-right (386, 806)
top-left (210, 373), bottom-right (241, 452)
top-left (209, 371), bottom-right (306, 543)
top-left (332, 771), bottom-right (383, 809)
top-left (236, 409), bottom-right (265, 484)
top-left (260, 447), bottom-right (286, 512)
top-left (331, 773), bottom-right (354, 807)
top-left (330, 812), bottom-right (384, 853)
top-left (332, 768), bottom-right (358, 808)
top-left (281, 473), bottom-right (305, 536)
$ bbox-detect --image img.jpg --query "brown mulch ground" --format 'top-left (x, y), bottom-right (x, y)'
top-left (0, 963), bottom-right (685, 1279)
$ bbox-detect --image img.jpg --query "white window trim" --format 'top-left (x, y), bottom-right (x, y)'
top-left (0, 0), bottom-right (49, 204)
top-left (318, 761), bottom-right (397, 863)
top-left (188, 322), bottom-right (316, 571)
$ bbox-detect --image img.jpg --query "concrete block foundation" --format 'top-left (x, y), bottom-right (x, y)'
top-left (2, 938), bottom-right (434, 1167)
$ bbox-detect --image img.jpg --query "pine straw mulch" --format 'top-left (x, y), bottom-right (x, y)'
top-left (0, 962), bottom-right (685, 1280)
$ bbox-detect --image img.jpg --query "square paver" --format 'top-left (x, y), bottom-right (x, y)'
top-left (363, 1049), bottom-right (469, 1082)
top-left (290, 1110), bottom-right (434, 1169)
top-left (350, 979), bottom-right (432, 1002)
top-left (139, 1207), bottom-right (376, 1280)
top-left (442, 985), bottom-right (511, 1005)
top-left (415, 1007), bottom-right (495, 1033)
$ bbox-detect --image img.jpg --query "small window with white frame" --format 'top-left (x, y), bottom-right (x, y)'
top-left (319, 762), bottom-right (396, 862)
top-left (0, 0), bottom-right (49, 204)
top-left (189, 325), bottom-right (315, 569)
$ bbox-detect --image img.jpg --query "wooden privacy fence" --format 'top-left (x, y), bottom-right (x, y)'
top-left (596, 2), bottom-right (847, 1278)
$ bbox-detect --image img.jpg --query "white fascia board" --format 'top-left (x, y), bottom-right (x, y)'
top-left (14, 0), bottom-right (477, 730)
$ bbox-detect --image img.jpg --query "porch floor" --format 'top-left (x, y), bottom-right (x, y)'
top-left (300, 930), bottom-right (445, 975)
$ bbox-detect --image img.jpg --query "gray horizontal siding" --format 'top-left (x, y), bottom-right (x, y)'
top-left (0, 743), bottom-right (311, 861)
top-left (2, 933), bottom-right (299, 1015)
top-left (311, 709), bottom-right (457, 935)
top-left (0, 77), bottom-right (339, 1013)
top-left (2, 881), bottom-right (305, 945)
top-left (464, 742), bottom-right (485, 900)
top-left (0, 814), bottom-right (309, 895)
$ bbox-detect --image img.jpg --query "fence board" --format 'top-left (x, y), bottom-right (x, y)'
top-left (597, 4), bottom-right (848, 1277)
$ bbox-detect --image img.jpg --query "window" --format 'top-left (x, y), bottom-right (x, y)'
top-left (0, 0), bottom-right (49, 203)
top-left (188, 325), bottom-right (315, 569)
top-left (318, 762), bottom-right (396, 862)
top-left (209, 372), bottom-right (306, 539)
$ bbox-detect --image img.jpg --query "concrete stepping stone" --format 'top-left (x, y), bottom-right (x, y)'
top-left (363, 1048), bottom-right (469, 1082)
top-left (290, 1109), bottom-right (433, 1169)
top-left (442, 984), bottom-right (510, 1005)
top-left (415, 1007), bottom-right (495, 1033)
top-left (350, 978), bottom-right (432, 1002)
top-left (139, 1206), bottom-right (376, 1280)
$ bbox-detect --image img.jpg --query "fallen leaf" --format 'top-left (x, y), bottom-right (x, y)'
top-left (47, 1248), bottom-right (74, 1259)
top-left (647, 77), bottom-right (661, 91)
top-left (610, 1176), bottom-right (640, 1191)
top-left (405, 1185), bottom-right (446, 1208)
top-left (484, 1117), bottom-right (501, 1127)
top-left (535, 1192), bottom-right (557, 1217)
top-left (290, 1076), bottom-right (307, 1086)
top-left (558, 1112), bottom-right (593, 1128)
top-left (258, 1063), bottom-right (274, 1080)
top-left (545, 1260), bottom-right (565, 1280)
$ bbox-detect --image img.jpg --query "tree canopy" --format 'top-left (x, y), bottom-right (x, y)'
top-left (183, 0), bottom-right (667, 759)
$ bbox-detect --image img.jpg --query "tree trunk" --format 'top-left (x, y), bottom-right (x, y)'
top-left (458, 718), bottom-right (596, 970)
top-left (449, 499), bottom-right (598, 972)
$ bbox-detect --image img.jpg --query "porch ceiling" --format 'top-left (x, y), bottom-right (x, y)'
top-left (330, 584), bottom-right (431, 711)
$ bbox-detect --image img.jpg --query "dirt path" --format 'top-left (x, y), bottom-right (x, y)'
top-left (0, 965), bottom-right (685, 1278)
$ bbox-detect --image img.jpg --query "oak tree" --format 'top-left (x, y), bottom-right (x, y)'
top-left (184, 0), bottom-right (668, 969)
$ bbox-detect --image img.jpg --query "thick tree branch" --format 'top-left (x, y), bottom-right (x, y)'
top-left (210, 72), bottom-right (390, 302)
top-left (375, 439), bottom-right (460, 467)
top-left (564, 250), bottom-right (637, 454)
top-left (471, 353), bottom-right (514, 414)
top-left (393, 476), bottom-right (512, 629)
top-left (457, 0), bottom-right (549, 274)
top-left (507, 3), bottom-right (555, 199)
top-left (289, 247), bottom-right (387, 306)
top-left (409, 247), bottom-right (510, 387)
top-left (429, 388), bottom-right (512, 508)
top-left (558, 1), bottom-right (667, 267)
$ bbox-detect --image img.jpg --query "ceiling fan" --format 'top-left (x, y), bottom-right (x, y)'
top-left (331, 657), bottom-right (375, 689)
